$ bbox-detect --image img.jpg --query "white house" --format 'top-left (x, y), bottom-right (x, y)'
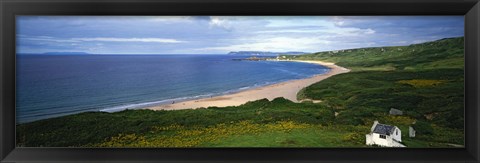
top-left (389, 108), bottom-right (403, 115)
top-left (409, 126), bottom-right (416, 137)
top-left (366, 121), bottom-right (405, 147)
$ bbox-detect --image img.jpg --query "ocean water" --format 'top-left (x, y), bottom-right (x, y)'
top-left (16, 55), bottom-right (330, 124)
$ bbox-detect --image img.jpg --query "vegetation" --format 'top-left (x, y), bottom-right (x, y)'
top-left (287, 37), bottom-right (464, 146)
top-left (300, 69), bottom-right (463, 128)
top-left (285, 37), bottom-right (464, 72)
top-left (17, 37), bottom-right (464, 147)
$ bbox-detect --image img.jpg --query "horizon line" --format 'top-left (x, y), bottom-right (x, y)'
top-left (16, 36), bottom-right (464, 56)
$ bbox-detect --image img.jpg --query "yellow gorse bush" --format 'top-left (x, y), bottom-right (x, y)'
top-left (151, 124), bottom-right (184, 132)
top-left (93, 120), bottom-right (312, 147)
top-left (95, 133), bottom-right (147, 147)
top-left (342, 132), bottom-right (363, 142)
top-left (397, 79), bottom-right (447, 88)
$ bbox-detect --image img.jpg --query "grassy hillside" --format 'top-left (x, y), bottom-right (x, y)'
top-left (299, 70), bottom-right (463, 128)
top-left (285, 37), bottom-right (464, 71)
top-left (18, 98), bottom-right (366, 147)
top-left (17, 37), bottom-right (464, 147)
top-left (289, 37), bottom-right (464, 147)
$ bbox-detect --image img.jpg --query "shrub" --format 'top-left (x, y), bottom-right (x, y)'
top-left (413, 120), bottom-right (434, 135)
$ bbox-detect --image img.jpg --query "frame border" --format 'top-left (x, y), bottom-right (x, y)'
top-left (1, 0), bottom-right (479, 162)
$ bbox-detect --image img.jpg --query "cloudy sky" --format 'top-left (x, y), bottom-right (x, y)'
top-left (16, 16), bottom-right (464, 54)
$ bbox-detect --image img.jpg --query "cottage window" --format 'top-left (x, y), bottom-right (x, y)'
top-left (396, 130), bottom-right (398, 135)
top-left (379, 135), bottom-right (386, 139)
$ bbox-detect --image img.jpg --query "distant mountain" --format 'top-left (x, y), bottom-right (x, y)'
top-left (41, 52), bottom-right (90, 55)
top-left (227, 51), bottom-right (306, 56)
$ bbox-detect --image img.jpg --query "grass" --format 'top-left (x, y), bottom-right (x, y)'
top-left (201, 126), bottom-right (366, 147)
top-left (397, 79), bottom-right (448, 88)
top-left (17, 37), bottom-right (465, 148)
top-left (17, 98), bottom-right (337, 147)
top-left (299, 69), bottom-right (464, 128)
top-left (84, 120), bottom-right (370, 148)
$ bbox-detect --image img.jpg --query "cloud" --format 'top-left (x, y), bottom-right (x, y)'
top-left (194, 37), bottom-right (332, 52)
top-left (148, 16), bottom-right (195, 23)
top-left (256, 27), bottom-right (376, 36)
top-left (412, 40), bottom-right (429, 44)
top-left (17, 16), bottom-right (464, 54)
top-left (72, 37), bottom-right (184, 43)
top-left (335, 21), bottom-right (345, 26)
top-left (20, 35), bottom-right (185, 43)
top-left (364, 28), bottom-right (376, 34)
top-left (256, 29), bottom-right (325, 34)
top-left (394, 41), bottom-right (408, 44)
top-left (333, 16), bottom-right (346, 26)
top-left (254, 17), bottom-right (376, 37)
top-left (208, 16), bottom-right (232, 30)
top-left (19, 35), bottom-right (77, 43)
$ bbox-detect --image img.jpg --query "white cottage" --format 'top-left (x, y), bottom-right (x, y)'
top-left (389, 108), bottom-right (403, 115)
top-left (409, 126), bottom-right (416, 137)
top-left (366, 121), bottom-right (405, 147)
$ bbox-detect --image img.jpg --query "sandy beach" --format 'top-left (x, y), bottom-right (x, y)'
top-left (147, 60), bottom-right (350, 111)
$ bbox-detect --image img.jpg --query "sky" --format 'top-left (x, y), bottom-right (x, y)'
top-left (16, 16), bottom-right (464, 54)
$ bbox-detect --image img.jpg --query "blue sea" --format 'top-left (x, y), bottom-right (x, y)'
top-left (16, 55), bottom-right (330, 124)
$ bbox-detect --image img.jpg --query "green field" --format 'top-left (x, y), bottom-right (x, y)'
top-left (17, 37), bottom-right (464, 147)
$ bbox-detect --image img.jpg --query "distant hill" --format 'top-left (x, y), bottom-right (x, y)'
top-left (228, 51), bottom-right (306, 56)
top-left (282, 37), bottom-right (464, 71)
top-left (41, 52), bottom-right (90, 55)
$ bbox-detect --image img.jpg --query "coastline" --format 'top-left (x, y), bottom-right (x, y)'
top-left (146, 60), bottom-right (350, 111)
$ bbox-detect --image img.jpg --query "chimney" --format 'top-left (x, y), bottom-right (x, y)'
top-left (371, 120), bottom-right (379, 132)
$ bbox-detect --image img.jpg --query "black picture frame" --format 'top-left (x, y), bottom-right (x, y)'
top-left (1, 0), bottom-right (479, 162)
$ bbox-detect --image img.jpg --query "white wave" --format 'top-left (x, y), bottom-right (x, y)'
top-left (99, 82), bottom-right (280, 113)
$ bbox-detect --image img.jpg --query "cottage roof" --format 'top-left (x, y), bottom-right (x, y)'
top-left (373, 123), bottom-right (396, 135)
top-left (389, 108), bottom-right (403, 115)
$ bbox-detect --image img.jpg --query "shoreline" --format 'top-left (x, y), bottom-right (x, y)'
top-left (146, 60), bottom-right (350, 111)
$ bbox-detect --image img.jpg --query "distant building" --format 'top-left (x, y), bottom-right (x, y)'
top-left (389, 108), bottom-right (403, 115)
top-left (366, 121), bottom-right (405, 147)
top-left (409, 126), bottom-right (416, 138)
